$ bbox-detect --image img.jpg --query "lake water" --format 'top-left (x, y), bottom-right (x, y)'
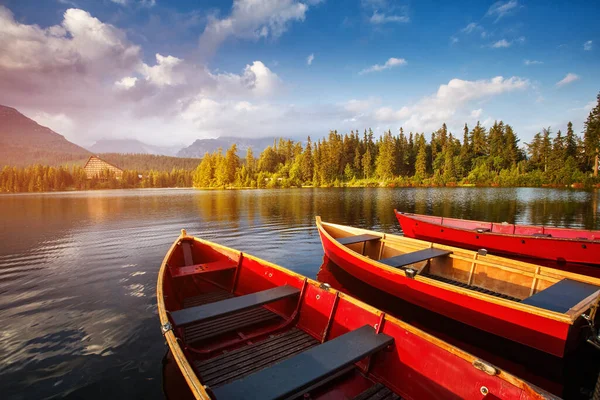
top-left (1, 187), bottom-right (599, 399)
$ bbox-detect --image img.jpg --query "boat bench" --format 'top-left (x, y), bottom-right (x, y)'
top-left (379, 248), bottom-right (452, 269)
top-left (336, 234), bottom-right (381, 246)
top-left (170, 285), bottom-right (300, 327)
top-left (211, 325), bottom-right (394, 399)
top-left (337, 234), bottom-right (381, 256)
top-left (521, 279), bottom-right (600, 313)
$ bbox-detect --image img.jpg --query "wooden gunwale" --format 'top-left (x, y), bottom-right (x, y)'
top-left (400, 211), bottom-right (600, 242)
top-left (158, 229), bottom-right (550, 399)
top-left (157, 231), bottom-right (211, 400)
top-left (316, 217), bottom-right (600, 324)
top-left (385, 228), bottom-right (600, 284)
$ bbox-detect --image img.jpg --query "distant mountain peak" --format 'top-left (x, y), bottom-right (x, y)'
top-left (87, 138), bottom-right (182, 156)
top-left (177, 136), bottom-right (281, 158)
top-left (0, 104), bottom-right (90, 166)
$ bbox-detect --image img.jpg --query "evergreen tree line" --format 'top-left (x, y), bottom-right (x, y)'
top-left (0, 165), bottom-right (193, 193)
top-left (3, 92), bottom-right (600, 192)
top-left (191, 93), bottom-right (600, 189)
top-left (98, 153), bottom-right (201, 172)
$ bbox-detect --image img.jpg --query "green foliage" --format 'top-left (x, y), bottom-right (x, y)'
top-left (5, 92), bottom-right (600, 192)
top-left (0, 164), bottom-right (193, 193)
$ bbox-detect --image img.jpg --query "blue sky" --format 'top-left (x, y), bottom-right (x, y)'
top-left (0, 0), bottom-right (598, 147)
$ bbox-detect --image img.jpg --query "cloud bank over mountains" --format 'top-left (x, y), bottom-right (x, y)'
top-left (0, 1), bottom-right (554, 147)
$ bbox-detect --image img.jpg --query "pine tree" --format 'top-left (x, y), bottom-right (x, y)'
top-left (375, 130), bottom-right (396, 180)
top-left (415, 134), bottom-right (427, 179)
top-left (245, 147), bottom-right (255, 174)
top-left (583, 93), bottom-right (600, 175)
top-left (541, 128), bottom-right (552, 173)
top-left (471, 122), bottom-right (488, 157)
top-left (301, 137), bottom-right (314, 183)
top-left (565, 121), bottom-right (578, 160)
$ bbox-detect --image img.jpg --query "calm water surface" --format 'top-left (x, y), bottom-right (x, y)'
top-left (1, 187), bottom-right (599, 399)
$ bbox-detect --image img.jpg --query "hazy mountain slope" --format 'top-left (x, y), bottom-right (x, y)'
top-left (177, 136), bottom-right (279, 158)
top-left (88, 139), bottom-right (181, 156)
top-left (0, 105), bottom-right (90, 166)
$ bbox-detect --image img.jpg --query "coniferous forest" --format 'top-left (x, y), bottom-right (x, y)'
top-left (1, 92), bottom-right (599, 193)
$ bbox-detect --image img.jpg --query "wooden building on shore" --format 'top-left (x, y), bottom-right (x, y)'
top-left (83, 156), bottom-right (124, 180)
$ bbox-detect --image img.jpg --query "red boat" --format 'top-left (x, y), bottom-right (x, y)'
top-left (158, 229), bottom-right (556, 399)
top-left (395, 210), bottom-right (600, 266)
top-left (316, 217), bottom-right (600, 358)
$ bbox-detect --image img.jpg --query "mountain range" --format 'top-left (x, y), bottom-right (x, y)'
top-left (87, 139), bottom-right (181, 157)
top-left (176, 136), bottom-right (279, 158)
top-left (0, 105), bottom-right (90, 166)
top-left (0, 104), bottom-right (292, 167)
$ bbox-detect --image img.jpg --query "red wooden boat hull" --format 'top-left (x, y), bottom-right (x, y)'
top-left (159, 231), bottom-right (556, 400)
top-left (317, 223), bottom-right (582, 358)
top-left (396, 211), bottom-right (600, 266)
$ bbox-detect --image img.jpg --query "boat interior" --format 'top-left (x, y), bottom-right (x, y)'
top-left (160, 236), bottom-right (541, 399)
top-left (320, 221), bottom-right (600, 317)
top-left (162, 237), bottom-right (404, 399)
top-left (404, 212), bottom-right (600, 241)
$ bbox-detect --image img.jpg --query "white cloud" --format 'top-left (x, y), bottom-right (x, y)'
top-left (199, 0), bottom-right (310, 57)
top-left (556, 73), bottom-right (579, 87)
top-left (369, 11), bottom-right (409, 24)
top-left (524, 59), bottom-right (543, 65)
top-left (450, 36), bottom-right (459, 45)
top-left (115, 76), bottom-right (137, 89)
top-left (492, 39), bottom-right (511, 48)
top-left (0, 5), bottom-right (291, 145)
top-left (140, 54), bottom-right (185, 86)
top-left (584, 40), bottom-right (593, 51)
top-left (307, 53), bottom-right (314, 65)
top-left (373, 76), bottom-right (529, 131)
top-left (470, 108), bottom-right (483, 118)
top-left (487, 0), bottom-right (519, 21)
top-left (343, 98), bottom-right (379, 114)
top-left (461, 22), bottom-right (480, 34)
top-left (359, 57), bottom-right (406, 74)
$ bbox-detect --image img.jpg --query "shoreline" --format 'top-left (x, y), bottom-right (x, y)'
top-left (1, 182), bottom-right (598, 194)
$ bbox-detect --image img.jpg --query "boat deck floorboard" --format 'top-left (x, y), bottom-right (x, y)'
top-left (183, 290), bottom-right (233, 308)
top-left (421, 273), bottom-right (522, 302)
top-left (354, 383), bottom-right (401, 400)
top-left (181, 290), bottom-right (282, 344)
top-left (195, 328), bottom-right (319, 388)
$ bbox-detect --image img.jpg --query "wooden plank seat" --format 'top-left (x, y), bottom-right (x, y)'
top-left (181, 290), bottom-right (282, 345)
top-left (170, 259), bottom-right (238, 279)
top-left (170, 285), bottom-right (300, 327)
top-left (337, 234), bottom-right (381, 246)
top-left (185, 307), bottom-right (281, 344)
top-left (195, 328), bottom-right (319, 388)
top-left (183, 290), bottom-right (234, 308)
top-left (211, 325), bottom-right (394, 400)
top-left (379, 248), bottom-right (452, 269)
top-left (521, 279), bottom-right (600, 313)
top-left (421, 273), bottom-right (522, 302)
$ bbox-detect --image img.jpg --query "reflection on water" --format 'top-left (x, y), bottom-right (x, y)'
top-left (0, 187), bottom-right (598, 399)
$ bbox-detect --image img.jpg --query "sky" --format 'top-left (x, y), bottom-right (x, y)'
top-left (0, 0), bottom-right (598, 148)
